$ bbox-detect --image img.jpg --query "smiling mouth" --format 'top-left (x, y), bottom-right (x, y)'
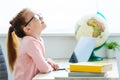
top-left (41, 21), bottom-right (44, 24)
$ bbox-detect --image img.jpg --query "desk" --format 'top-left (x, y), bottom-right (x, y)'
top-left (32, 59), bottom-right (119, 80)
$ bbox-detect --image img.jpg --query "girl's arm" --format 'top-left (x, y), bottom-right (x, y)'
top-left (26, 40), bottom-right (53, 73)
top-left (46, 58), bottom-right (59, 70)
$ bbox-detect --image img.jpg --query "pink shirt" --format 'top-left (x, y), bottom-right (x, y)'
top-left (14, 36), bottom-right (53, 80)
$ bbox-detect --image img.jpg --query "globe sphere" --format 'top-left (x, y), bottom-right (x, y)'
top-left (75, 13), bottom-right (109, 48)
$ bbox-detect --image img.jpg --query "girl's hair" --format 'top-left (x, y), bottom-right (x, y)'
top-left (7, 8), bottom-right (31, 71)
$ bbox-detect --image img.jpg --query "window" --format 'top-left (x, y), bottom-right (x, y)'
top-left (0, 0), bottom-right (119, 34)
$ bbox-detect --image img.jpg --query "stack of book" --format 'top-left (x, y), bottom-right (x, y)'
top-left (69, 62), bottom-right (112, 77)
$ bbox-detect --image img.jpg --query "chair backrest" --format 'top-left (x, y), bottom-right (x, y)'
top-left (0, 45), bottom-right (8, 80)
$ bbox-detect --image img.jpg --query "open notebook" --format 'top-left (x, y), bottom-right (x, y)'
top-left (58, 36), bottom-right (97, 70)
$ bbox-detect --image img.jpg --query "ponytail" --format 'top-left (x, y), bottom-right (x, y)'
top-left (7, 26), bottom-right (19, 72)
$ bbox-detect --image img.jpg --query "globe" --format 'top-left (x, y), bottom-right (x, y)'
top-left (75, 12), bottom-right (109, 61)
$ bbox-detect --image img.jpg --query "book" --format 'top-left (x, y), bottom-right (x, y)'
top-left (68, 72), bottom-right (107, 77)
top-left (70, 62), bottom-right (112, 73)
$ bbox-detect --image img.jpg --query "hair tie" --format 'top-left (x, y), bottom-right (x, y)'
top-left (12, 26), bottom-right (16, 32)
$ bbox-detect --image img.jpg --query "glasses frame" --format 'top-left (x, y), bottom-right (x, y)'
top-left (24, 14), bottom-right (41, 26)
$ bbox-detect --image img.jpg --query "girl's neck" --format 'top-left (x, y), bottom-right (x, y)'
top-left (31, 33), bottom-right (40, 40)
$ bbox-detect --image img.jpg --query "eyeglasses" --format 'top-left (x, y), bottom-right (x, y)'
top-left (25, 13), bottom-right (42, 26)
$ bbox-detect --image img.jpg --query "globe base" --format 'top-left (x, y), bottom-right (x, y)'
top-left (89, 52), bottom-right (103, 61)
top-left (89, 56), bottom-right (103, 61)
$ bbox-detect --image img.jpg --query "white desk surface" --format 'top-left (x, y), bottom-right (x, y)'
top-left (32, 59), bottom-right (119, 80)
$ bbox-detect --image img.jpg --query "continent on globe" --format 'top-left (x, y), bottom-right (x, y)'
top-left (87, 18), bottom-right (105, 38)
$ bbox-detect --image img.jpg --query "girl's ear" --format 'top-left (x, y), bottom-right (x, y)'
top-left (23, 26), bottom-right (31, 33)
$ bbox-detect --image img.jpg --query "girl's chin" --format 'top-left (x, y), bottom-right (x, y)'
top-left (44, 24), bottom-right (47, 28)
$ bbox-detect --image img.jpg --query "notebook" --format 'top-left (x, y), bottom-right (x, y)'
top-left (57, 36), bottom-right (97, 70)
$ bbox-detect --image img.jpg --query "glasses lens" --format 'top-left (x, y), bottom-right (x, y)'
top-left (38, 13), bottom-right (43, 18)
top-left (34, 15), bottom-right (39, 20)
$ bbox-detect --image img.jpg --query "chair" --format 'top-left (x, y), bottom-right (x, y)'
top-left (0, 45), bottom-right (8, 80)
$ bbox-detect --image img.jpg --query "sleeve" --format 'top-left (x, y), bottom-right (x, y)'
top-left (26, 39), bottom-right (53, 73)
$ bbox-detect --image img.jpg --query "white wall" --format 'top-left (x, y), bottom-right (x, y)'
top-left (0, 0), bottom-right (120, 34)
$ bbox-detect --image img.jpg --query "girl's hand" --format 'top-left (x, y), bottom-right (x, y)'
top-left (46, 58), bottom-right (59, 70)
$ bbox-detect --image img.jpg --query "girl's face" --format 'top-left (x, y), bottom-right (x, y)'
top-left (23, 10), bottom-right (46, 36)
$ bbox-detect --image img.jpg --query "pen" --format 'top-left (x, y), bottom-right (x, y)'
top-left (57, 68), bottom-right (69, 72)
top-left (57, 68), bottom-right (66, 70)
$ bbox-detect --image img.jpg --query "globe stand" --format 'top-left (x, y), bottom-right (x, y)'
top-left (88, 42), bottom-right (106, 61)
top-left (88, 50), bottom-right (103, 61)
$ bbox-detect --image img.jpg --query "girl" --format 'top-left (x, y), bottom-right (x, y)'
top-left (7, 8), bottom-right (59, 80)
